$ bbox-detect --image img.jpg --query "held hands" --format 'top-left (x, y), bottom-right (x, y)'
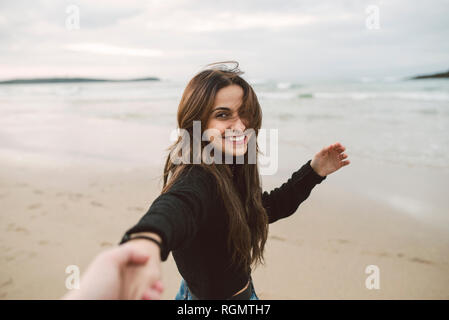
top-left (310, 142), bottom-right (350, 177)
top-left (61, 241), bottom-right (163, 300)
top-left (120, 238), bottom-right (164, 300)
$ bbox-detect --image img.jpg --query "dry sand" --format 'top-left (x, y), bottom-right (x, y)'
top-left (1, 149), bottom-right (448, 300)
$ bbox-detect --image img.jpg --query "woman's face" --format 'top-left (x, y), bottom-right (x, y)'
top-left (206, 84), bottom-right (250, 157)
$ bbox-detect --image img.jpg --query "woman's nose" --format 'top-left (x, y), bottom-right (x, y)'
top-left (231, 116), bottom-right (246, 133)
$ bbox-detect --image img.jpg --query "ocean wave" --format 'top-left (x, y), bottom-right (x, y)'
top-left (298, 93), bottom-right (314, 99)
top-left (258, 91), bottom-right (298, 100)
top-left (308, 91), bottom-right (449, 101)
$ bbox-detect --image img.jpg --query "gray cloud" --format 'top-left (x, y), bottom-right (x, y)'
top-left (0, 0), bottom-right (448, 81)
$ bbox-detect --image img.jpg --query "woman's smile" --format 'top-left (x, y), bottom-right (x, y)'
top-left (223, 134), bottom-right (247, 146)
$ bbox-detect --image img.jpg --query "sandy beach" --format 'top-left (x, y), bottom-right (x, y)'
top-left (1, 147), bottom-right (448, 300)
top-left (1, 0), bottom-right (449, 302)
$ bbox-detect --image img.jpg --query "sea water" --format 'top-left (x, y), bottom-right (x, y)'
top-left (0, 78), bottom-right (448, 227)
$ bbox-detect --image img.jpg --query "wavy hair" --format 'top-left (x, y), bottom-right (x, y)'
top-left (161, 61), bottom-right (268, 272)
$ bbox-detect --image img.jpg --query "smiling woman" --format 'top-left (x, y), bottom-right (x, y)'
top-left (207, 84), bottom-right (251, 157)
top-left (118, 61), bottom-right (347, 300)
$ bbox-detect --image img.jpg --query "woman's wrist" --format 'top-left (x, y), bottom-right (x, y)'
top-left (125, 234), bottom-right (162, 260)
top-left (130, 232), bottom-right (162, 244)
top-left (309, 159), bottom-right (325, 177)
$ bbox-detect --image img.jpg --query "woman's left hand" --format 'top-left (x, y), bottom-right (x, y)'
top-left (310, 142), bottom-right (350, 177)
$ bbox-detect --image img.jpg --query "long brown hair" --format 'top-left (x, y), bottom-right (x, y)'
top-left (161, 61), bottom-right (268, 272)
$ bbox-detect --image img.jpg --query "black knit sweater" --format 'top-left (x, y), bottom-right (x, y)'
top-left (119, 159), bottom-right (326, 299)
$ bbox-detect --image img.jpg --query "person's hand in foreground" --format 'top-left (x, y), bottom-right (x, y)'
top-left (61, 242), bottom-right (164, 300)
top-left (119, 235), bottom-right (164, 301)
top-left (311, 142), bottom-right (350, 177)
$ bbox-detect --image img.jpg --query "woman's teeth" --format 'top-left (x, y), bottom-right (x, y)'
top-left (223, 135), bottom-right (246, 145)
top-left (227, 136), bottom-right (244, 142)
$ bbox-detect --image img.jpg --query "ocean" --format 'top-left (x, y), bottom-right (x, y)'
top-left (1, 78), bottom-right (448, 168)
top-left (1, 78), bottom-right (448, 228)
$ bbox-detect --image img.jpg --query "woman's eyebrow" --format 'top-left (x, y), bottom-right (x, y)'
top-left (213, 105), bottom-right (242, 112)
top-left (212, 106), bottom-right (231, 112)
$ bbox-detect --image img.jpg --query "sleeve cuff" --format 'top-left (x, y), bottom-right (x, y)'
top-left (306, 159), bottom-right (327, 184)
top-left (119, 225), bottom-right (170, 261)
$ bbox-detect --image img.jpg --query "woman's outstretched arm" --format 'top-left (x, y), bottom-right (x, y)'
top-left (262, 142), bottom-right (350, 224)
top-left (119, 165), bottom-right (217, 261)
top-left (117, 165), bottom-right (217, 299)
top-left (261, 159), bottom-right (326, 224)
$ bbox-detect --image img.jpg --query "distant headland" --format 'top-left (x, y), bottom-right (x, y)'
top-left (0, 77), bottom-right (160, 85)
top-left (409, 70), bottom-right (449, 80)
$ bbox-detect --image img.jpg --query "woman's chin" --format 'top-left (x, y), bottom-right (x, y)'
top-left (218, 147), bottom-right (247, 158)
top-left (224, 143), bottom-right (247, 156)
top-left (226, 148), bottom-right (247, 158)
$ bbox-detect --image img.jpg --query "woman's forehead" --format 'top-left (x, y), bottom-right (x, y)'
top-left (214, 85), bottom-right (243, 107)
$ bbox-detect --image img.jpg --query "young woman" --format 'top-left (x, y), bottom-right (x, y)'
top-left (118, 61), bottom-right (350, 300)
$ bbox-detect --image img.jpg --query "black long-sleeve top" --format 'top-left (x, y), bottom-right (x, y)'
top-left (119, 159), bottom-right (326, 299)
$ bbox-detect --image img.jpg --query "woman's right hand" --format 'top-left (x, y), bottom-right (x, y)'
top-left (120, 238), bottom-right (164, 300)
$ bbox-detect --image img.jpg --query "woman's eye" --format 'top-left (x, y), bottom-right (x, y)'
top-left (216, 113), bottom-right (228, 119)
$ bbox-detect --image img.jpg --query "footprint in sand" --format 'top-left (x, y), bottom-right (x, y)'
top-left (57, 191), bottom-right (86, 199)
top-left (100, 241), bottom-right (113, 247)
top-left (15, 183), bottom-right (28, 188)
top-left (66, 192), bottom-right (86, 201)
top-left (361, 250), bottom-right (381, 256)
top-left (33, 189), bottom-right (44, 195)
top-left (366, 251), bottom-right (391, 257)
top-left (90, 201), bottom-right (104, 207)
top-left (27, 203), bottom-right (42, 210)
top-left (14, 226), bottom-right (29, 234)
top-left (269, 235), bottom-right (304, 247)
top-left (38, 240), bottom-right (48, 246)
top-left (329, 238), bottom-right (351, 245)
top-left (361, 251), bottom-right (433, 265)
top-left (409, 257), bottom-right (433, 265)
top-left (269, 235), bottom-right (286, 242)
top-left (128, 206), bottom-right (145, 212)
top-left (0, 278), bottom-right (13, 289)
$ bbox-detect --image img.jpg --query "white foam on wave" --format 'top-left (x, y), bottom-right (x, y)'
top-left (312, 91), bottom-right (449, 101)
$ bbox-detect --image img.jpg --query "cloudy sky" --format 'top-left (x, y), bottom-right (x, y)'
top-left (1, 0), bottom-right (448, 82)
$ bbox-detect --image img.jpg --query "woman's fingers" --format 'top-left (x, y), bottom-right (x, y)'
top-left (327, 143), bottom-right (345, 152)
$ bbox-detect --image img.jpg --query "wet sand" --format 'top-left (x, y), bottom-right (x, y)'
top-left (0, 149), bottom-right (448, 299)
